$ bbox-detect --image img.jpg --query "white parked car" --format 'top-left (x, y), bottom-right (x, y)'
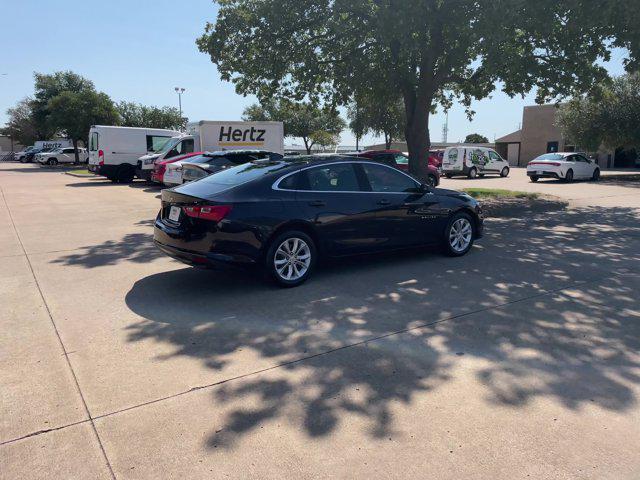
top-left (527, 152), bottom-right (600, 182)
top-left (441, 146), bottom-right (510, 179)
top-left (36, 147), bottom-right (88, 165)
top-left (162, 158), bottom-right (193, 186)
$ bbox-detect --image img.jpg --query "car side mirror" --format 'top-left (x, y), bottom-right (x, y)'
top-left (419, 183), bottom-right (430, 192)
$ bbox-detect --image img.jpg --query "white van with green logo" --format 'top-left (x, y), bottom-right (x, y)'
top-left (442, 146), bottom-right (510, 179)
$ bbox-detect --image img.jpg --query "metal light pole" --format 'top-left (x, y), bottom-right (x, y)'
top-left (174, 87), bottom-right (185, 118)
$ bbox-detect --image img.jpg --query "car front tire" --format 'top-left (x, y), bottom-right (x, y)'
top-left (500, 166), bottom-right (510, 177)
top-left (592, 168), bottom-right (601, 181)
top-left (265, 230), bottom-right (316, 287)
top-left (443, 212), bottom-right (475, 257)
top-left (530, 176), bottom-right (539, 183)
top-left (427, 174), bottom-right (438, 187)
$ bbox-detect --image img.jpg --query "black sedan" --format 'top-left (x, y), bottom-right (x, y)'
top-left (154, 156), bottom-right (483, 287)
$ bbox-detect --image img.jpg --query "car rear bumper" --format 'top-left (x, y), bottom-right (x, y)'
top-left (527, 170), bottom-right (561, 179)
top-left (153, 218), bottom-right (257, 269)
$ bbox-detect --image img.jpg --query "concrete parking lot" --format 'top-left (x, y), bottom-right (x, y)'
top-left (2, 163), bottom-right (640, 479)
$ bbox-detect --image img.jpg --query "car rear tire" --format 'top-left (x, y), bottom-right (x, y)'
top-left (47, 158), bottom-right (58, 166)
top-left (592, 168), bottom-right (601, 181)
top-left (530, 176), bottom-right (539, 183)
top-left (427, 174), bottom-right (438, 187)
top-left (445, 173), bottom-right (453, 179)
top-left (117, 164), bottom-right (135, 183)
top-left (443, 212), bottom-right (474, 257)
top-left (265, 230), bottom-right (316, 287)
top-left (564, 169), bottom-right (574, 183)
top-left (468, 167), bottom-right (478, 179)
top-left (500, 166), bottom-right (510, 177)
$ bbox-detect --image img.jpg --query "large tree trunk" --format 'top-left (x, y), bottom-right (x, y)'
top-left (355, 135), bottom-right (360, 151)
top-left (303, 137), bottom-right (312, 154)
top-left (72, 138), bottom-right (80, 164)
top-left (405, 107), bottom-right (431, 182)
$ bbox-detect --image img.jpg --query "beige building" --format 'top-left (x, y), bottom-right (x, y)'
top-left (496, 104), bottom-right (615, 169)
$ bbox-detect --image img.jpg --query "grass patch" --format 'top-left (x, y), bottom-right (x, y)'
top-left (463, 188), bottom-right (540, 200)
top-left (66, 169), bottom-right (92, 175)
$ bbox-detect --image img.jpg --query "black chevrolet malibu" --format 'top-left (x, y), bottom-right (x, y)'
top-left (154, 155), bottom-right (483, 287)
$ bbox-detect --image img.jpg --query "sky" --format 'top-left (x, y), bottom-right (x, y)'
top-left (0, 0), bottom-right (629, 147)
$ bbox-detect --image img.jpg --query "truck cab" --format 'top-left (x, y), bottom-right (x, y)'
top-left (137, 135), bottom-right (196, 180)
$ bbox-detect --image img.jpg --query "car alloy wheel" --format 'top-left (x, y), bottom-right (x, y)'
top-left (427, 174), bottom-right (437, 187)
top-left (501, 167), bottom-right (510, 177)
top-left (449, 218), bottom-right (473, 253)
top-left (274, 237), bottom-right (311, 281)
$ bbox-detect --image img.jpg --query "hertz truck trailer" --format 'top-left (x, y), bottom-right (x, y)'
top-left (136, 121), bottom-right (285, 180)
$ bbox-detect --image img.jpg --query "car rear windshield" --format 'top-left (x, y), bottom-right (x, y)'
top-left (175, 161), bottom-right (290, 196)
top-left (535, 154), bottom-right (564, 160)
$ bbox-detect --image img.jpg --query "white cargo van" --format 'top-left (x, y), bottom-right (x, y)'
top-left (87, 126), bottom-right (180, 183)
top-left (136, 120), bottom-right (285, 180)
top-left (441, 146), bottom-right (510, 179)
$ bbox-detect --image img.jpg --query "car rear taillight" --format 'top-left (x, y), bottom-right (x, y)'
top-left (183, 205), bottom-right (233, 222)
top-left (98, 149), bottom-right (104, 166)
top-left (529, 161), bottom-right (560, 167)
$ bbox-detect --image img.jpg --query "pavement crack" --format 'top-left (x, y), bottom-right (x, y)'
top-left (0, 187), bottom-right (117, 480)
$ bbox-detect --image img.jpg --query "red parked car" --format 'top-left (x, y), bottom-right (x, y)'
top-left (151, 151), bottom-right (204, 184)
top-left (350, 150), bottom-right (440, 187)
top-left (429, 149), bottom-right (444, 168)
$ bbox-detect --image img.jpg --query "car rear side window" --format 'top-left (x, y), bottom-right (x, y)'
top-left (303, 163), bottom-right (362, 192)
top-left (362, 163), bottom-right (418, 193)
top-left (278, 170), bottom-right (310, 190)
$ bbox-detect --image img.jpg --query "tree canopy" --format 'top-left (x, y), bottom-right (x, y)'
top-left (464, 133), bottom-right (490, 144)
top-left (198, 0), bottom-right (639, 179)
top-left (242, 100), bottom-right (345, 153)
top-left (48, 90), bottom-right (119, 160)
top-left (1, 98), bottom-right (40, 146)
top-left (557, 73), bottom-right (640, 152)
top-left (116, 101), bottom-right (185, 130)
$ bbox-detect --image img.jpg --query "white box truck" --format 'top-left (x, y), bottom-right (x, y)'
top-left (87, 125), bottom-right (181, 183)
top-left (136, 120), bottom-right (285, 180)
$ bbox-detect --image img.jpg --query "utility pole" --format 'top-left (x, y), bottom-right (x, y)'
top-left (442, 112), bottom-right (449, 143)
top-left (174, 87), bottom-right (186, 128)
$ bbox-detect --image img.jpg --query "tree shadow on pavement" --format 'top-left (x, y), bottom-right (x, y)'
top-left (115, 202), bottom-right (640, 449)
top-left (51, 232), bottom-right (163, 268)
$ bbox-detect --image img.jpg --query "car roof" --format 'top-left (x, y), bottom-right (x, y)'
top-left (202, 149), bottom-right (278, 157)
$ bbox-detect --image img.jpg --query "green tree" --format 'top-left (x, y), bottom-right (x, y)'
top-left (243, 100), bottom-right (345, 153)
top-left (116, 101), bottom-right (185, 130)
top-left (347, 99), bottom-right (368, 151)
top-left (464, 133), bottom-right (489, 144)
top-left (47, 90), bottom-right (119, 162)
top-left (1, 98), bottom-right (40, 147)
top-left (32, 71), bottom-right (95, 138)
top-left (198, 0), bottom-right (638, 180)
top-left (557, 73), bottom-right (640, 152)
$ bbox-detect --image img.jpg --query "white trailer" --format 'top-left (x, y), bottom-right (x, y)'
top-left (136, 121), bottom-right (285, 180)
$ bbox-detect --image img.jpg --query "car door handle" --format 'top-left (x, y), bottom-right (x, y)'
top-left (308, 200), bottom-right (326, 207)
top-left (377, 199), bottom-right (392, 206)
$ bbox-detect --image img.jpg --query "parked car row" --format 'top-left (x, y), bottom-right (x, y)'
top-left (35, 147), bottom-right (88, 165)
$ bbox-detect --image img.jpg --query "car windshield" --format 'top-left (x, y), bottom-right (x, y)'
top-left (151, 137), bottom-right (172, 153)
top-left (155, 137), bottom-right (182, 155)
top-left (535, 153), bottom-right (565, 160)
top-left (182, 155), bottom-right (211, 164)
